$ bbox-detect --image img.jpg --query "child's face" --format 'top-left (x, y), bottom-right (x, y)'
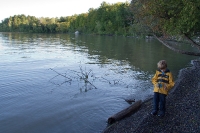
top-left (160, 68), bottom-right (166, 71)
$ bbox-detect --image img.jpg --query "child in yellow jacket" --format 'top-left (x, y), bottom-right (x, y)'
top-left (151, 60), bottom-right (175, 117)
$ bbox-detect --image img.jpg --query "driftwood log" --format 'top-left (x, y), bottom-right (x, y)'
top-left (107, 100), bottom-right (142, 124)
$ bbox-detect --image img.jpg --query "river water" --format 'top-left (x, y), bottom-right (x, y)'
top-left (0, 32), bottom-right (197, 133)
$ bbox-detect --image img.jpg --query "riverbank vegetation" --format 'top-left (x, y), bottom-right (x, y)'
top-left (131, 0), bottom-right (200, 56)
top-left (0, 2), bottom-right (138, 36)
top-left (0, 0), bottom-right (200, 56)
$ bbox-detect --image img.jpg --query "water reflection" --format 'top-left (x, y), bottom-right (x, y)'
top-left (59, 33), bottom-right (197, 78)
top-left (2, 33), bottom-right (196, 76)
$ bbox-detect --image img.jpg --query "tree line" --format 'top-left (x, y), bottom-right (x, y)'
top-left (0, 2), bottom-right (142, 36)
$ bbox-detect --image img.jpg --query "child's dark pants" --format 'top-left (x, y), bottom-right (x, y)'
top-left (153, 92), bottom-right (166, 115)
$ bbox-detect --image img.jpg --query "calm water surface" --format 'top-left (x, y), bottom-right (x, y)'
top-left (0, 33), bottom-right (197, 133)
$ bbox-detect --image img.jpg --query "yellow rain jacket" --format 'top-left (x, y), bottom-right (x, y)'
top-left (152, 69), bottom-right (175, 95)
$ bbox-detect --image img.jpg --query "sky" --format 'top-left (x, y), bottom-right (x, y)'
top-left (0, 0), bottom-right (129, 21)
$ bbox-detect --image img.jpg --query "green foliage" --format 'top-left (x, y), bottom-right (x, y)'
top-left (130, 0), bottom-right (200, 37)
top-left (0, 2), bottom-right (135, 36)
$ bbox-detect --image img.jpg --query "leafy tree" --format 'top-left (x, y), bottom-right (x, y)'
top-left (86, 8), bottom-right (98, 33)
top-left (131, 0), bottom-right (200, 56)
top-left (0, 1), bottom-right (134, 36)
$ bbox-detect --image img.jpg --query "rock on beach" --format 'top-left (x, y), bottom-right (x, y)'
top-left (103, 60), bottom-right (200, 133)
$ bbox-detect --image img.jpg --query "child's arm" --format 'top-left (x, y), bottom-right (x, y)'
top-left (152, 71), bottom-right (158, 86)
top-left (166, 72), bottom-right (175, 91)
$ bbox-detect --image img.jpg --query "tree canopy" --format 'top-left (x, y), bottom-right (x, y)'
top-left (130, 0), bottom-right (200, 56)
top-left (0, 2), bottom-right (135, 36)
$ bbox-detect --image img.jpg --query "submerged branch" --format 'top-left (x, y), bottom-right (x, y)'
top-left (183, 34), bottom-right (200, 50)
top-left (50, 67), bottom-right (97, 89)
top-left (49, 68), bottom-right (72, 82)
top-left (154, 34), bottom-right (200, 56)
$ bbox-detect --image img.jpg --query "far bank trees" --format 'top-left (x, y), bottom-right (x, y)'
top-left (0, 2), bottom-right (135, 36)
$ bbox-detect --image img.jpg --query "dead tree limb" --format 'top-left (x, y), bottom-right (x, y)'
top-left (49, 68), bottom-right (72, 81)
top-left (154, 34), bottom-right (200, 56)
top-left (183, 34), bottom-right (200, 49)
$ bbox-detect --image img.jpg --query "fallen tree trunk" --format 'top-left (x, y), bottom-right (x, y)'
top-left (153, 34), bottom-right (200, 56)
top-left (107, 100), bottom-right (142, 124)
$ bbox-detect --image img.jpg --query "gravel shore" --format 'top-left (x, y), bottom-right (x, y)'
top-left (103, 60), bottom-right (200, 133)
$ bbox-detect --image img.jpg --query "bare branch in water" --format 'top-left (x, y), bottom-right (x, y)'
top-left (49, 65), bottom-right (147, 92)
top-left (101, 77), bottom-right (124, 85)
top-left (49, 68), bottom-right (72, 82)
top-left (73, 66), bottom-right (97, 89)
top-left (50, 67), bottom-right (97, 89)
top-left (101, 77), bottom-right (111, 84)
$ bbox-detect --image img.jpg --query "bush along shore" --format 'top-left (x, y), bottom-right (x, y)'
top-left (103, 60), bottom-right (200, 133)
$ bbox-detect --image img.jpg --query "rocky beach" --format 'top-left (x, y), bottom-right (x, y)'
top-left (103, 60), bottom-right (200, 133)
